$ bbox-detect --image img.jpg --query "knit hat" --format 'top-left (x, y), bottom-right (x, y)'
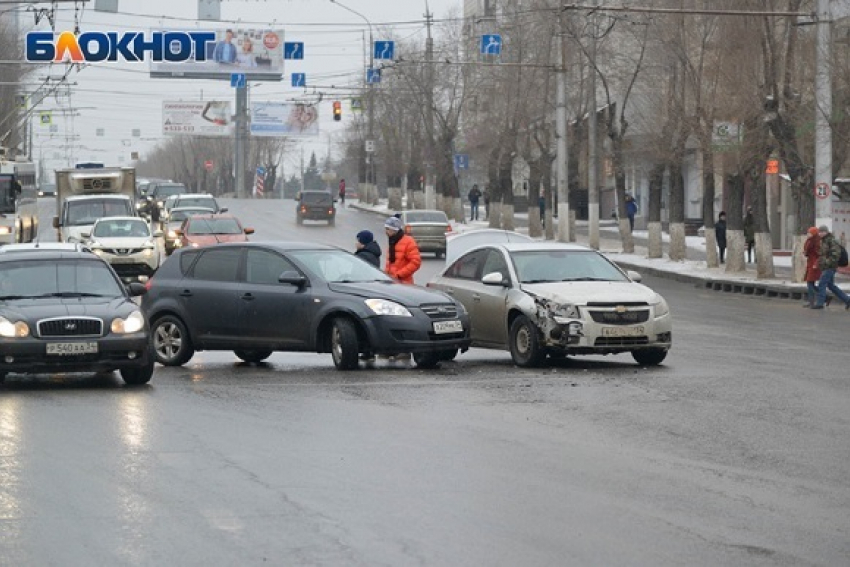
top-left (384, 216), bottom-right (403, 232)
top-left (808, 227), bottom-right (819, 236)
top-left (818, 225), bottom-right (829, 233)
top-left (356, 230), bottom-right (373, 245)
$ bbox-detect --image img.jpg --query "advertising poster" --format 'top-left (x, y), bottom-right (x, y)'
top-left (162, 101), bottom-right (233, 136)
top-left (250, 102), bottom-right (319, 137)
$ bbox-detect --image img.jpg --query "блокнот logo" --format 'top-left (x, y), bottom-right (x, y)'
top-left (26, 31), bottom-right (216, 63)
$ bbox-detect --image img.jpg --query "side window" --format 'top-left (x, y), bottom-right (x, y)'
top-left (481, 249), bottom-right (510, 281)
top-left (190, 248), bottom-right (241, 282)
top-left (246, 249), bottom-right (298, 285)
top-left (179, 250), bottom-right (200, 275)
top-left (444, 250), bottom-right (485, 280)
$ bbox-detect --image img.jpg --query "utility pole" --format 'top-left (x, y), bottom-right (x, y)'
top-left (300, 144), bottom-right (305, 194)
top-left (556, 16), bottom-right (570, 243)
top-left (366, 27), bottom-right (376, 205)
top-left (234, 84), bottom-right (248, 199)
top-left (587, 27), bottom-right (599, 249)
top-left (424, 5), bottom-right (436, 210)
top-left (814, 0), bottom-right (832, 230)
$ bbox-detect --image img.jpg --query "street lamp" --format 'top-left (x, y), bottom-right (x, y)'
top-left (329, 0), bottom-right (376, 204)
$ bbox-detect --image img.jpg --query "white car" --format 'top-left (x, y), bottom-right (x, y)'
top-left (82, 216), bottom-right (161, 281)
top-left (427, 236), bottom-right (672, 367)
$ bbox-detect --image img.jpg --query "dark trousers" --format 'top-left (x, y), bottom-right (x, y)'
top-left (627, 214), bottom-right (635, 232)
top-left (718, 245), bottom-right (726, 263)
top-left (470, 201), bottom-right (479, 220)
top-left (746, 242), bottom-right (754, 263)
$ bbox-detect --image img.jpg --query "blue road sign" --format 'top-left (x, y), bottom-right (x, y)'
top-left (454, 154), bottom-right (469, 171)
top-left (256, 166), bottom-right (266, 176)
top-left (230, 73), bottom-right (246, 88)
top-left (366, 68), bottom-right (382, 84)
top-left (481, 34), bottom-right (502, 55)
top-left (374, 40), bottom-right (395, 60)
top-left (291, 73), bottom-right (306, 87)
top-left (284, 42), bottom-right (304, 60)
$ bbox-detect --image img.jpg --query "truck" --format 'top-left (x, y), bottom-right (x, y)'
top-left (0, 150), bottom-right (38, 246)
top-left (52, 166), bottom-right (137, 243)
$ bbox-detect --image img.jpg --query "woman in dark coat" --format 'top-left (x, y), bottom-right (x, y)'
top-left (354, 230), bottom-right (381, 268)
top-left (715, 211), bottom-right (727, 264)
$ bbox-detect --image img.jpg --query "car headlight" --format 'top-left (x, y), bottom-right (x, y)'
top-left (157, 201), bottom-right (164, 207)
top-left (365, 299), bottom-right (412, 317)
top-left (167, 230), bottom-right (177, 239)
top-left (0, 317), bottom-right (30, 338)
top-left (652, 295), bottom-right (670, 318)
top-left (111, 311), bottom-right (145, 334)
top-left (551, 303), bottom-right (580, 319)
top-left (0, 226), bottom-right (12, 235)
top-left (91, 247), bottom-right (105, 256)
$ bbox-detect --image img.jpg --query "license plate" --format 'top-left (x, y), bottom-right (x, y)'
top-left (601, 326), bottom-right (645, 338)
top-left (46, 342), bottom-right (98, 355)
top-left (433, 320), bottom-right (463, 334)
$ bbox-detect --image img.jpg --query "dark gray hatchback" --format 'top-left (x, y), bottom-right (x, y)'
top-left (141, 242), bottom-right (471, 370)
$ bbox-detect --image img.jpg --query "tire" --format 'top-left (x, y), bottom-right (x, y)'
top-left (632, 348), bottom-right (668, 366)
top-left (234, 349), bottom-right (273, 364)
top-left (330, 318), bottom-right (359, 371)
top-left (152, 315), bottom-right (195, 366)
top-left (121, 344), bottom-right (155, 385)
top-left (438, 349), bottom-right (458, 361)
top-left (413, 351), bottom-right (441, 369)
top-left (509, 315), bottom-right (547, 368)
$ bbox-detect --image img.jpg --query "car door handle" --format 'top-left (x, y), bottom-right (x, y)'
top-left (179, 290), bottom-right (193, 297)
top-left (241, 293), bottom-right (255, 301)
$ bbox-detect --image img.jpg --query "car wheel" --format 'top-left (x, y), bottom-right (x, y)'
top-left (413, 351), bottom-right (441, 369)
top-left (234, 349), bottom-right (273, 364)
top-left (330, 318), bottom-right (359, 371)
top-left (121, 344), bottom-right (155, 385)
top-left (152, 315), bottom-right (194, 366)
top-left (632, 348), bottom-right (668, 366)
top-left (438, 349), bottom-right (458, 361)
top-left (509, 315), bottom-right (547, 368)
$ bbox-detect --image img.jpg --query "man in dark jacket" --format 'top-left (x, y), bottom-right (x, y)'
top-left (715, 211), bottom-right (727, 264)
top-left (812, 225), bottom-right (850, 310)
top-left (743, 206), bottom-right (755, 263)
top-left (354, 230), bottom-right (381, 268)
top-left (468, 184), bottom-right (482, 221)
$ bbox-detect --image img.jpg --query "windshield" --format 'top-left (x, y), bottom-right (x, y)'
top-left (406, 211), bottom-right (447, 223)
top-left (93, 219), bottom-right (150, 238)
top-left (187, 218), bottom-right (242, 235)
top-left (0, 176), bottom-right (15, 214)
top-left (153, 185), bottom-right (187, 198)
top-left (0, 259), bottom-right (124, 299)
top-left (511, 250), bottom-right (629, 284)
top-left (301, 192), bottom-right (332, 204)
top-left (65, 199), bottom-right (133, 226)
top-left (289, 249), bottom-right (391, 283)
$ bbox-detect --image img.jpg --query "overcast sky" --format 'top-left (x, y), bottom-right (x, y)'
top-left (26, 0), bottom-right (459, 171)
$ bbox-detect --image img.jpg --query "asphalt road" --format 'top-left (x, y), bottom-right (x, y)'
top-left (1, 197), bottom-right (848, 565)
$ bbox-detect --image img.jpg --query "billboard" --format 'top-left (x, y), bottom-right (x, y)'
top-left (162, 101), bottom-right (233, 136)
top-left (150, 28), bottom-right (285, 81)
top-left (250, 102), bottom-right (319, 137)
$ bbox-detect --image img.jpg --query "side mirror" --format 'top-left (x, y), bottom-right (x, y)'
top-left (244, 228), bottom-right (255, 235)
top-left (153, 230), bottom-right (163, 238)
top-left (219, 207), bottom-right (229, 213)
top-left (126, 282), bottom-right (147, 297)
top-left (279, 270), bottom-right (307, 288)
top-left (52, 216), bottom-right (60, 228)
top-left (482, 271), bottom-right (509, 287)
top-left (627, 270), bottom-right (642, 283)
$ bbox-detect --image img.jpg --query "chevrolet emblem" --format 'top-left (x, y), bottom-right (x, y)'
top-left (614, 305), bottom-right (627, 313)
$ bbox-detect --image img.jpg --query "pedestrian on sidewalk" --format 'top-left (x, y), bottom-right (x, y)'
top-left (483, 187), bottom-right (490, 220)
top-left (744, 206), bottom-right (755, 263)
top-left (625, 194), bottom-right (638, 232)
top-left (338, 178), bottom-right (346, 206)
top-left (812, 225), bottom-right (850, 310)
top-left (803, 226), bottom-right (824, 308)
top-left (468, 184), bottom-right (482, 221)
top-left (715, 211), bottom-right (727, 264)
top-left (354, 230), bottom-right (381, 268)
top-left (538, 193), bottom-right (546, 228)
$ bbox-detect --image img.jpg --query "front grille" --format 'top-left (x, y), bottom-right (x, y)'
top-left (420, 304), bottom-right (458, 319)
top-left (105, 248), bottom-right (143, 256)
top-left (38, 317), bottom-right (103, 338)
top-left (112, 264), bottom-right (154, 277)
top-left (588, 309), bottom-right (650, 325)
top-left (595, 336), bottom-right (649, 347)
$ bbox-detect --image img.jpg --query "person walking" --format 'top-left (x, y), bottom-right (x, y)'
top-left (743, 206), bottom-right (756, 263)
top-left (715, 211), bottom-right (727, 264)
top-left (383, 216), bottom-right (421, 284)
top-left (338, 178), bottom-right (346, 206)
top-left (803, 226), bottom-right (824, 308)
top-left (538, 193), bottom-right (546, 228)
top-left (625, 194), bottom-right (638, 232)
top-left (468, 184), bottom-right (482, 221)
top-left (354, 230), bottom-right (381, 268)
top-left (812, 225), bottom-right (850, 310)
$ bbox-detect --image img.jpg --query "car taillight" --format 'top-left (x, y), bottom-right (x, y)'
top-left (404, 225), bottom-right (412, 234)
top-left (445, 224), bottom-right (453, 233)
top-left (301, 206), bottom-right (307, 213)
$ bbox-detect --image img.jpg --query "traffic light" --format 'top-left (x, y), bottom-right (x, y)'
top-left (333, 101), bottom-right (342, 121)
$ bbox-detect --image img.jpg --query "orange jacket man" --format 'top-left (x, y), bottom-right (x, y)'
top-left (383, 216), bottom-right (421, 284)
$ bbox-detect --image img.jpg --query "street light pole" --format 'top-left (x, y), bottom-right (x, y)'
top-left (329, 0), bottom-right (376, 204)
top-left (814, 0), bottom-right (832, 230)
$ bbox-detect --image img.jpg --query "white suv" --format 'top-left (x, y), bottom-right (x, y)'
top-left (82, 217), bottom-right (161, 281)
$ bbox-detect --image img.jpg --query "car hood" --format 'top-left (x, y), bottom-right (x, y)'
top-left (521, 281), bottom-right (658, 304)
top-left (328, 281), bottom-right (455, 306)
top-left (89, 237), bottom-right (152, 248)
top-left (1, 296), bottom-right (137, 323)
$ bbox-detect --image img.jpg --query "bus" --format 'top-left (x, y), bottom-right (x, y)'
top-left (0, 158), bottom-right (39, 245)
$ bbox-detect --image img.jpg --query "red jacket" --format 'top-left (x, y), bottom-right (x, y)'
top-left (804, 235), bottom-right (822, 282)
top-left (385, 233), bottom-right (421, 284)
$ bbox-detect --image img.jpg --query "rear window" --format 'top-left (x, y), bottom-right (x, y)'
top-left (153, 184), bottom-right (187, 198)
top-left (405, 212), bottom-right (448, 223)
top-left (301, 192), bottom-right (332, 204)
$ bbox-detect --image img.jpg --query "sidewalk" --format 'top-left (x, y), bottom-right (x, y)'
top-left (350, 199), bottom-right (850, 304)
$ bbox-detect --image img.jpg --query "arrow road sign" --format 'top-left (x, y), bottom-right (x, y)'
top-left (284, 42), bottom-right (304, 60)
top-left (481, 34), bottom-right (502, 55)
top-left (366, 68), bottom-right (382, 84)
top-left (291, 73), bottom-right (306, 87)
top-left (230, 73), bottom-right (246, 88)
top-left (374, 40), bottom-right (395, 60)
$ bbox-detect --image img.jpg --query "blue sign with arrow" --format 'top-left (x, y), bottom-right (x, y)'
top-left (366, 68), bottom-right (382, 84)
top-left (454, 154), bottom-right (469, 171)
top-left (230, 73), bottom-right (246, 88)
top-left (284, 42), bottom-right (304, 60)
top-left (291, 73), bottom-right (306, 87)
top-left (481, 34), bottom-right (502, 55)
top-left (374, 40), bottom-right (395, 60)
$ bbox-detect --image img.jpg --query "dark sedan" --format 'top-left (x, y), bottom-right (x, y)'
top-left (0, 249), bottom-right (154, 385)
top-left (142, 242), bottom-right (471, 370)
